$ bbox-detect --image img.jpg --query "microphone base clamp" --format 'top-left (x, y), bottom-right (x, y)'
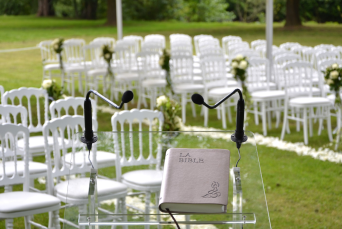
top-left (231, 134), bottom-right (248, 145)
top-left (81, 135), bottom-right (98, 150)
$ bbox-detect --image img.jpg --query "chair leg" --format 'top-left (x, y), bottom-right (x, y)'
top-left (145, 192), bottom-right (151, 229)
top-left (254, 101), bottom-right (259, 125)
top-left (78, 73), bottom-right (83, 94)
top-left (49, 209), bottom-right (60, 229)
top-left (227, 103), bottom-right (232, 123)
top-left (327, 108), bottom-right (333, 142)
top-left (281, 103), bottom-right (288, 140)
top-left (155, 192), bottom-right (161, 229)
top-left (191, 99), bottom-right (196, 117)
top-left (262, 101), bottom-right (267, 136)
top-left (221, 102), bottom-right (227, 129)
top-left (267, 101), bottom-right (272, 129)
top-left (24, 216), bottom-right (31, 229)
top-left (303, 108), bottom-right (308, 145)
top-left (309, 108), bottom-right (313, 137)
top-left (182, 93), bottom-right (186, 123)
top-left (6, 219), bottom-right (14, 229)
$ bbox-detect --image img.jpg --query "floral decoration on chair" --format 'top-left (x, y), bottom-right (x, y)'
top-left (231, 54), bottom-right (251, 106)
top-left (51, 38), bottom-right (64, 72)
top-left (159, 49), bottom-right (174, 94)
top-left (101, 44), bottom-right (115, 80)
top-left (156, 95), bottom-right (182, 131)
top-left (42, 79), bottom-right (65, 101)
top-left (324, 63), bottom-right (342, 108)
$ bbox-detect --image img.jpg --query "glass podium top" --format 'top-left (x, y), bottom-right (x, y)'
top-left (62, 130), bottom-right (271, 229)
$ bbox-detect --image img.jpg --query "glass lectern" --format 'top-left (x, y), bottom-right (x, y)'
top-left (62, 130), bottom-right (271, 228)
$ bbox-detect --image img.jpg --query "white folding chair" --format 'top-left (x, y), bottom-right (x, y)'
top-left (0, 123), bottom-right (60, 229)
top-left (111, 109), bottom-right (163, 225)
top-left (37, 40), bottom-right (62, 81)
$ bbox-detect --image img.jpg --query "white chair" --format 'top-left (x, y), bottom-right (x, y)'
top-left (144, 34), bottom-right (166, 49)
top-left (93, 37), bottom-right (116, 48)
top-left (49, 98), bottom-right (117, 174)
top-left (279, 42), bottom-right (301, 51)
top-left (222, 36), bottom-right (242, 59)
top-left (194, 34), bottom-right (213, 58)
top-left (201, 55), bottom-right (238, 128)
top-left (0, 85), bottom-right (3, 104)
top-left (3, 87), bottom-right (52, 157)
top-left (280, 62), bottom-right (333, 145)
top-left (314, 44), bottom-right (335, 52)
top-left (0, 123), bottom-right (60, 229)
top-left (111, 109), bottom-right (163, 224)
top-left (63, 38), bottom-right (87, 96)
top-left (43, 115), bottom-right (128, 225)
top-left (136, 51), bottom-right (167, 109)
top-left (170, 52), bottom-right (204, 123)
top-left (251, 39), bottom-right (266, 50)
top-left (37, 40), bottom-right (62, 81)
top-left (0, 105), bottom-right (48, 191)
top-left (123, 35), bottom-right (143, 53)
top-left (247, 58), bottom-right (285, 136)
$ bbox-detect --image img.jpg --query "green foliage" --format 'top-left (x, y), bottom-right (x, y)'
top-left (323, 63), bottom-right (342, 108)
top-left (227, 0), bottom-right (265, 23)
top-left (156, 95), bottom-right (182, 131)
top-left (41, 79), bottom-right (64, 100)
top-left (0, 0), bottom-right (37, 15)
top-left (182, 0), bottom-right (235, 22)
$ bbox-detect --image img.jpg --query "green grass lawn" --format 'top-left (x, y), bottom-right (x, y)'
top-left (1, 16), bottom-right (342, 228)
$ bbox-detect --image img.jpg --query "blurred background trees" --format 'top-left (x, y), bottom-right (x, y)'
top-left (0, 0), bottom-right (341, 25)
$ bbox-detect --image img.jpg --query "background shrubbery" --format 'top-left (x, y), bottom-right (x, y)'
top-left (1, 0), bottom-right (342, 23)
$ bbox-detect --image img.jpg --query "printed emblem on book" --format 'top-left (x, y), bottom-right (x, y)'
top-left (202, 181), bottom-right (221, 198)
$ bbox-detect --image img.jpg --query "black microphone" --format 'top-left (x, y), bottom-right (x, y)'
top-left (191, 89), bottom-right (247, 149)
top-left (81, 90), bottom-right (134, 150)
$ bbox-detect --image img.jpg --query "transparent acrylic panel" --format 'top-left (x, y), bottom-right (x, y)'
top-left (62, 131), bottom-right (271, 229)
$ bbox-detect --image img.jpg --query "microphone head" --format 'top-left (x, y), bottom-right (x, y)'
top-left (121, 90), bottom-right (134, 103)
top-left (191, 93), bottom-right (204, 105)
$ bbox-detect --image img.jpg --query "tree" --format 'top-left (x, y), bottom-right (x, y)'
top-left (284, 0), bottom-right (302, 27)
top-left (37, 0), bottom-right (55, 16)
top-left (81, 0), bottom-right (98, 20)
top-left (106, 0), bottom-right (116, 26)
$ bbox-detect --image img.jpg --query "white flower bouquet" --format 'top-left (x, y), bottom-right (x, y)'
top-left (323, 63), bottom-right (342, 108)
top-left (51, 38), bottom-right (64, 71)
top-left (231, 54), bottom-right (251, 106)
top-left (101, 45), bottom-right (115, 79)
top-left (156, 95), bottom-right (182, 131)
top-left (42, 79), bottom-right (64, 101)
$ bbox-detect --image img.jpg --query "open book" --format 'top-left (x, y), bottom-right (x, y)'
top-left (159, 148), bottom-right (230, 213)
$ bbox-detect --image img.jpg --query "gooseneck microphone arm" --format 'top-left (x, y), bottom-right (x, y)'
top-left (81, 89), bottom-right (134, 151)
top-left (191, 88), bottom-right (247, 151)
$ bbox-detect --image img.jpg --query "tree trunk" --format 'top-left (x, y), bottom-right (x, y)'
top-left (37, 0), bottom-right (55, 17)
top-left (81, 0), bottom-right (98, 20)
top-left (285, 0), bottom-right (302, 27)
top-left (106, 0), bottom-right (117, 26)
top-left (73, 0), bottom-right (79, 18)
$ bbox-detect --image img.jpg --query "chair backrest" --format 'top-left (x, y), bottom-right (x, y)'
top-left (38, 40), bottom-right (59, 65)
top-left (93, 37), bottom-right (116, 48)
top-left (282, 61), bottom-right (315, 97)
top-left (144, 34), bottom-right (166, 49)
top-left (318, 59), bottom-right (342, 73)
top-left (141, 41), bottom-right (164, 54)
top-left (137, 51), bottom-right (164, 80)
top-left (222, 38), bottom-right (242, 57)
top-left (43, 115), bottom-right (96, 186)
top-left (314, 44), bottom-right (335, 52)
top-left (0, 124), bottom-right (30, 189)
top-left (83, 41), bottom-right (107, 69)
top-left (279, 42), bottom-right (301, 51)
top-left (201, 55), bottom-right (227, 90)
top-left (111, 109), bottom-right (164, 180)
top-left (251, 39), bottom-right (266, 50)
top-left (170, 34), bottom-right (192, 44)
top-left (3, 87), bottom-right (48, 133)
top-left (194, 34), bottom-right (213, 56)
top-left (170, 52), bottom-right (194, 84)
top-left (0, 105), bottom-right (27, 126)
top-left (63, 38), bottom-right (86, 65)
top-left (247, 58), bottom-right (270, 91)
top-left (114, 40), bottom-right (138, 73)
top-left (170, 40), bottom-right (193, 54)
top-left (123, 35), bottom-right (143, 53)
top-left (316, 51), bottom-right (340, 66)
top-left (49, 97), bottom-right (97, 119)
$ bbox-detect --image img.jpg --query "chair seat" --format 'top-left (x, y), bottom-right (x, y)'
top-left (55, 178), bottom-right (127, 202)
top-left (44, 64), bottom-right (60, 71)
top-left (173, 84), bottom-right (204, 93)
top-left (0, 191), bottom-right (60, 213)
top-left (247, 82), bottom-right (277, 92)
top-left (63, 151), bottom-right (116, 168)
top-left (88, 68), bottom-right (107, 77)
top-left (142, 79), bottom-right (167, 87)
top-left (122, 170), bottom-right (163, 187)
top-left (208, 87), bottom-right (241, 97)
top-left (287, 87), bottom-right (321, 97)
top-left (251, 90), bottom-right (285, 100)
top-left (289, 97), bottom-right (332, 107)
top-left (193, 76), bottom-right (203, 84)
top-left (226, 80), bottom-right (238, 87)
top-left (327, 93), bottom-right (342, 105)
top-left (116, 72), bottom-right (139, 81)
top-left (17, 136), bottom-right (66, 154)
top-left (0, 161), bottom-right (47, 177)
top-left (64, 65), bottom-right (86, 73)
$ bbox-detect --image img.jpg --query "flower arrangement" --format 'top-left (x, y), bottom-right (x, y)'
top-left (231, 54), bottom-right (251, 106)
top-left (101, 45), bottom-right (115, 79)
top-left (156, 95), bottom-right (182, 131)
top-left (42, 79), bottom-right (64, 101)
top-left (323, 63), bottom-right (342, 108)
top-left (159, 49), bottom-right (173, 94)
top-left (51, 38), bottom-right (64, 71)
